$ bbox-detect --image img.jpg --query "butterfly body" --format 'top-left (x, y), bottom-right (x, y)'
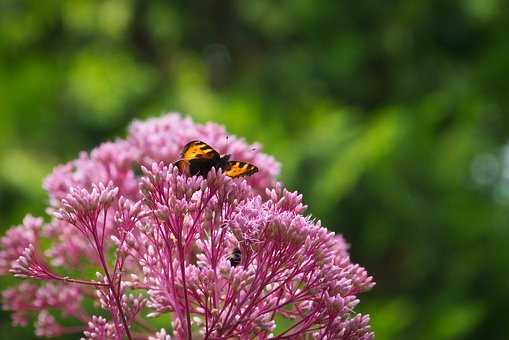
top-left (174, 140), bottom-right (258, 178)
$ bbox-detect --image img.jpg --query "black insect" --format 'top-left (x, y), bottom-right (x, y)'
top-left (228, 247), bottom-right (241, 267)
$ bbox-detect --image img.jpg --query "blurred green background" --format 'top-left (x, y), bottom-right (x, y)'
top-left (1, 0), bottom-right (509, 339)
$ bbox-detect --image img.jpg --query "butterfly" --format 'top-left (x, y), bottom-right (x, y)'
top-left (174, 140), bottom-right (258, 178)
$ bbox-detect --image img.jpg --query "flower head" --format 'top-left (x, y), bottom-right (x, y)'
top-left (1, 113), bottom-right (374, 339)
top-left (0, 215), bottom-right (42, 275)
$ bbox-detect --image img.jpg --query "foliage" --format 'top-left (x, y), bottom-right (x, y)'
top-left (1, 0), bottom-right (508, 339)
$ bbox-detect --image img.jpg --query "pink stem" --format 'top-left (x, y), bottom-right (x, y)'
top-left (177, 240), bottom-right (192, 340)
top-left (94, 233), bottom-right (133, 340)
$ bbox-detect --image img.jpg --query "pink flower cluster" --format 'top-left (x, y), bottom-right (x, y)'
top-left (0, 114), bottom-right (374, 339)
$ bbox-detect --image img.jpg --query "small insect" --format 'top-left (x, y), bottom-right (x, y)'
top-left (228, 247), bottom-right (241, 267)
top-left (174, 140), bottom-right (258, 178)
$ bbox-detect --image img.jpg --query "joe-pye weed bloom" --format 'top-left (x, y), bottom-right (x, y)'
top-left (1, 114), bottom-right (374, 339)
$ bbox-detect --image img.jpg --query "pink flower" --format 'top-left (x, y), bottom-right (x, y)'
top-left (0, 113), bottom-right (374, 339)
top-left (35, 310), bottom-right (63, 337)
top-left (0, 215), bottom-right (42, 275)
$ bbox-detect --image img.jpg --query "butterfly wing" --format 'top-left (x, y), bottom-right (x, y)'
top-left (175, 141), bottom-right (221, 176)
top-left (174, 159), bottom-right (191, 175)
top-left (224, 161), bottom-right (258, 178)
top-left (180, 140), bottom-right (220, 161)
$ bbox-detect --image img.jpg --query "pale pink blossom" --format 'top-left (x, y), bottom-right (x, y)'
top-left (0, 113), bottom-right (374, 339)
top-left (35, 310), bottom-right (62, 337)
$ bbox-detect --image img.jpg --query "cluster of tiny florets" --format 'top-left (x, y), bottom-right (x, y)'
top-left (0, 113), bottom-right (374, 339)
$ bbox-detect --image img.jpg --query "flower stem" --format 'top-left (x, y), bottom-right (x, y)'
top-left (178, 241), bottom-right (192, 340)
top-left (54, 275), bottom-right (109, 287)
top-left (95, 233), bottom-right (133, 340)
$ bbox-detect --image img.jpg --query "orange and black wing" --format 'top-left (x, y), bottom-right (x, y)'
top-left (180, 140), bottom-right (220, 161)
top-left (175, 140), bottom-right (221, 176)
top-left (224, 161), bottom-right (258, 178)
top-left (174, 159), bottom-right (191, 175)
